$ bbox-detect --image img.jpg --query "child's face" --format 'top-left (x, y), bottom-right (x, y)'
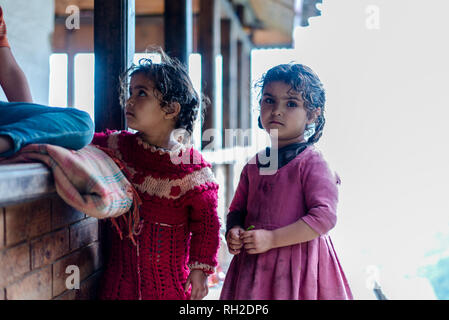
top-left (125, 73), bottom-right (170, 134)
top-left (260, 81), bottom-right (315, 148)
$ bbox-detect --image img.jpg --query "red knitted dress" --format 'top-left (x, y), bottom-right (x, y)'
top-left (92, 130), bottom-right (220, 300)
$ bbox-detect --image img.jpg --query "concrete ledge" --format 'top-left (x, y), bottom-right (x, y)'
top-left (0, 163), bottom-right (56, 207)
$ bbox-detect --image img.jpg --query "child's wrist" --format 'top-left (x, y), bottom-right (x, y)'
top-left (188, 262), bottom-right (214, 275)
top-left (268, 229), bottom-right (277, 250)
top-left (191, 268), bottom-right (209, 277)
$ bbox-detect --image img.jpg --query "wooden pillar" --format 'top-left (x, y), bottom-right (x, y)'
top-left (94, 0), bottom-right (135, 132)
top-left (199, 0), bottom-right (220, 149)
top-left (221, 18), bottom-right (238, 216)
top-left (221, 18), bottom-right (238, 146)
top-left (66, 53), bottom-right (75, 107)
top-left (164, 0), bottom-right (192, 67)
top-left (65, 30), bottom-right (75, 108)
top-left (237, 40), bottom-right (251, 146)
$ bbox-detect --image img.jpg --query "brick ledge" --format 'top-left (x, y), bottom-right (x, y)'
top-left (0, 163), bottom-right (56, 207)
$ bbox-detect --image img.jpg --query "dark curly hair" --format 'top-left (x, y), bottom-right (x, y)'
top-left (120, 48), bottom-right (208, 137)
top-left (256, 63), bottom-right (326, 144)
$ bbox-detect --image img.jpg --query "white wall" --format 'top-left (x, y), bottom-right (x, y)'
top-left (292, 0), bottom-right (449, 299)
top-left (0, 0), bottom-right (54, 104)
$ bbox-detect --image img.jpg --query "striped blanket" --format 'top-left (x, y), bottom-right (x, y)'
top-left (0, 143), bottom-right (142, 243)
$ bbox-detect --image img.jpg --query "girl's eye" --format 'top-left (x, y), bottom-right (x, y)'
top-left (287, 101), bottom-right (297, 108)
top-left (138, 90), bottom-right (147, 97)
top-left (263, 97), bottom-right (274, 104)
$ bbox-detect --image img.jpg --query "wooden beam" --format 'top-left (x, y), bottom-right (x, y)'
top-left (224, 163), bottom-right (235, 210)
top-left (199, 0), bottom-right (220, 149)
top-left (221, 18), bottom-right (238, 147)
top-left (66, 32), bottom-right (75, 107)
top-left (53, 16), bottom-right (164, 53)
top-left (56, 0), bottom-right (199, 17)
top-left (252, 29), bottom-right (293, 48)
top-left (237, 39), bottom-right (251, 146)
top-left (221, 18), bottom-right (239, 218)
top-left (164, 0), bottom-right (192, 66)
top-left (219, 0), bottom-right (252, 50)
top-left (94, 0), bottom-right (135, 132)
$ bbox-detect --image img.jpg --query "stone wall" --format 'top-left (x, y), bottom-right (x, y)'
top-left (0, 0), bottom-right (54, 104)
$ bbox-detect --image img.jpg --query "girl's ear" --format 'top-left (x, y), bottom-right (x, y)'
top-left (307, 107), bottom-right (321, 124)
top-left (164, 102), bottom-right (181, 120)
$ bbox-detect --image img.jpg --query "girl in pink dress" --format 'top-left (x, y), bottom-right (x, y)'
top-left (220, 63), bottom-right (353, 300)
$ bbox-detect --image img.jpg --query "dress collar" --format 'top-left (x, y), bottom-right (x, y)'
top-left (135, 133), bottom-right (188, 156)
top-left (257, 142), bottom-right (309, 169)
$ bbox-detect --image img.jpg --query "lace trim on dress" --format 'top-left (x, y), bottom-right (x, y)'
top-left (135, 133), bottom-right (188, 156)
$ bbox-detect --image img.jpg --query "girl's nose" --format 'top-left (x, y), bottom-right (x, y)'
top-left (126, 98), bottom-right (134, 108)
top-left (271, 104), bottom-right (282, 116)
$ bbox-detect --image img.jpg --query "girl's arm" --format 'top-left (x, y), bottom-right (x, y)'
top-left (242, 152), bottom-right (339, 254)
top-left (187, 168), bottom-right (220, 299)
top-left (0, 47), bottom-right (33, 102)
top-left (241, 219), bottom-right (319, 254)
top-left (225, 165), bottom-right (249, 254)
top-left (225, 164), bottom-right (249, 234)
top-left (188, 181), bottom-right (220, 274)
top-left (272, 219), bottom-right (319, 246)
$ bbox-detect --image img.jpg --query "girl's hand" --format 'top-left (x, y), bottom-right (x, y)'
top-left (241, 229), bottom-right (274, 254)
top-left (184, 269), bottom-right (209, 300)
top-left (226, 226), bottom-right (245, 255)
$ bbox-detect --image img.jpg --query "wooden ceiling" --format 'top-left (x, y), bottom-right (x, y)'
top-left (54, 0), bottom-right (299, 47)
top-left (55, 0), bottom-right (200, 16)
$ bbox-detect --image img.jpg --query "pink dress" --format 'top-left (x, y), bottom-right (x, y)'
top-left (220, 146), bottom-right (353, 300)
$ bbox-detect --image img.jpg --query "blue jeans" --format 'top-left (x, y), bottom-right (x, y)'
top-left (0, 101), bottom-right (94, 157)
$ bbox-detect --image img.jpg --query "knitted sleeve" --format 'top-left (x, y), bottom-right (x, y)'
top-left (225, 164), bottom-right (249, 235)
top-left (91, 130), bottom-right (114, 148)
top-left (300, 151), bottom-right (340, 235)
top-left (187, 167), bottom-right (220, 275)
top-left (0, 7), bottom-right (10, 48)
top-left (91, 130), bottom-right (126, 155)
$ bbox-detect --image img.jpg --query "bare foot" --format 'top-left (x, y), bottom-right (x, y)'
top-left (0, 135), bottom-right (13, 154)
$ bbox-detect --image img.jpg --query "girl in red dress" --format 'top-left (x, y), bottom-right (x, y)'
top-left (95, 50), bottom-right (220, 300)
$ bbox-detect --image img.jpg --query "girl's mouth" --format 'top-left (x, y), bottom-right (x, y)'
top-left (269, 121), bottom-right (283, 125)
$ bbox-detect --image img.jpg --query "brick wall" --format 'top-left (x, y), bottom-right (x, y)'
top-left (0, 196), bottom-right (104, 300)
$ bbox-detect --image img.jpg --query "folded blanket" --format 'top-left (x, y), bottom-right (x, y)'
top-left (0, 143), bottom-right (142, 244)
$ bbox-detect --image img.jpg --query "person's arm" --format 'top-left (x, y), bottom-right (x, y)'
top-left (241, 153), bottom-right (340, 254)
top-left (225, 164), bottom-right (249, 234)
top-left (187, 167), bottom-right (220, 299)
top-left (225, 164), bottom-right (249, 254)
top-left (241, 219), bottom-right (320, 254)
top-left (0, 46), bottom-right (32, 102)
